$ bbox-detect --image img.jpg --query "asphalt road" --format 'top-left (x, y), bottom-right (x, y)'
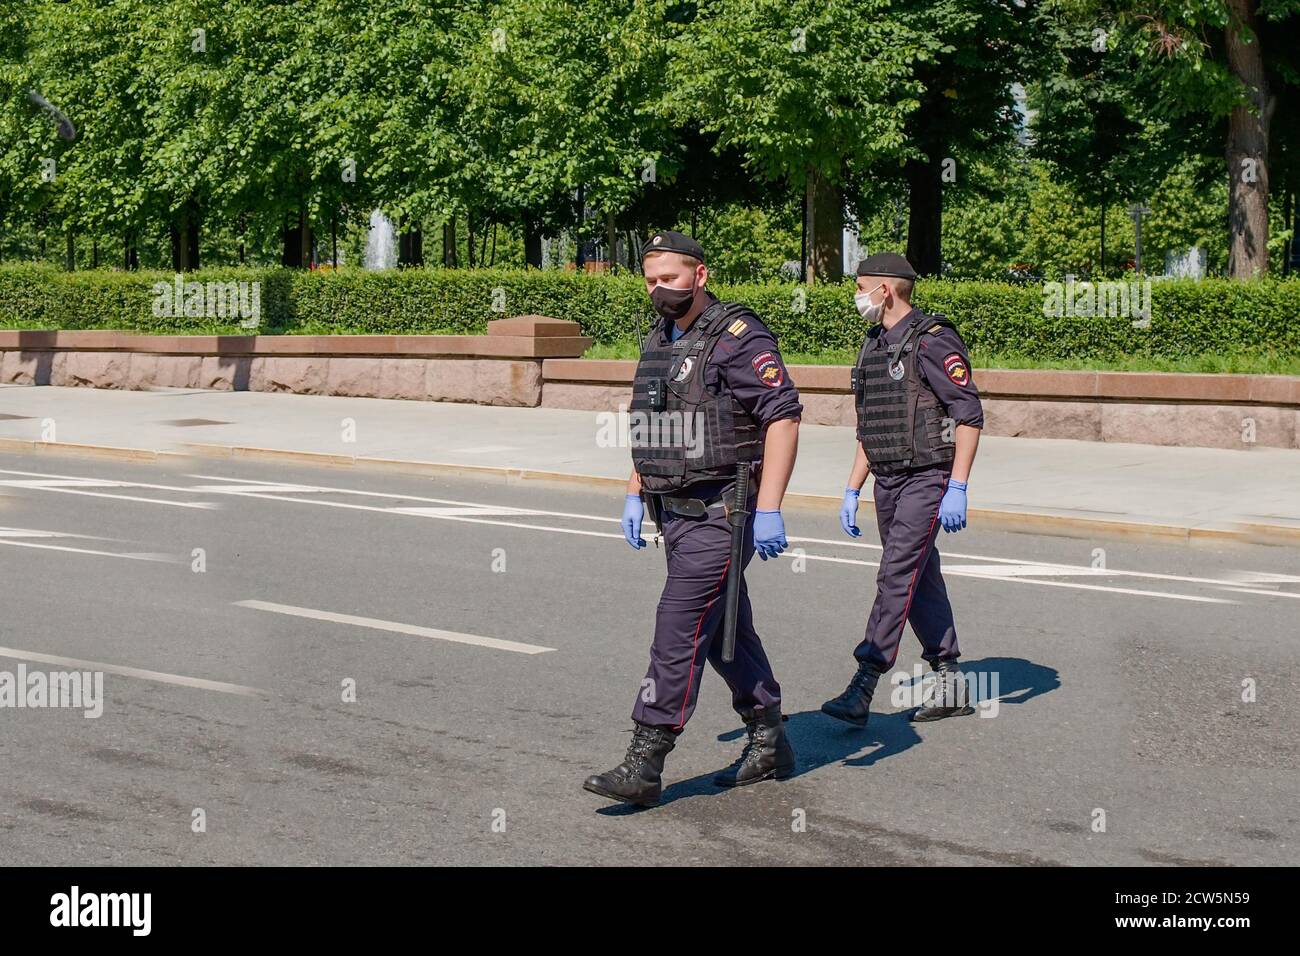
top-left (0, 449), bottom-right (1296, 866)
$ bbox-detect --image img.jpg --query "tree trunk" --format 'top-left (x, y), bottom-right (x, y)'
top-left (92, 236), bottom-right (98, 269)
top-left (124, 232), bottom-right (139, 271)
top-left (905, 156), bottom-right (943, 277)
top-left (1224, 0), bottom-right (1273, 278)
top-left (281, 209), bottom-right (312, 268)
top-left (606, 212), bottom-right (618, 271)
top-left (1099, 177), bottom-right (1107, 276)
top-left (65, 230), bottom-right (75, 271)
top-left (524, 220), bottom-right (543, 268)
top-left (467, 215), bottom-right (476, 268)
top-left (1286, 190), bottom-right (1297, 276)
top-left (804, 166), bottom-right (843, 285)
top-left (443, 219), bottom-right (458, 267)
top-left (171, 203), bottom-right (201, 271)
top-left (398, 221), bottom-right (423, 267)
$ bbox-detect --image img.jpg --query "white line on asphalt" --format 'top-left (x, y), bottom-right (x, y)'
top-left (793, 552), bottom-right (1237, 604)
top-left (186, 483), bottom-right (326, 494)
top-left (1219, 587), bottom-right (1300, 601)
top-left (186, 473), bottom-right (599, 522)
top-left (0, 539), bottom-right (174, 561)
top-left (1, 465), bottom-right (1266, 604)
top-left (0, 646), bottom-right (263, 696)
top-left (0, 478), bottom-right (217, 510)
top-left (0, 468), bottom-right (219, 509)
top-left (390, 506), bottom-right (544, 518)
top-left (98, 476), bottom-right (1256, 604)
top-left (234, 600), bottom-right (555, 655)
top-left (789, 534), bottom-right (1286, 593)
top-left (0, 526), bottom-right (97, 539)
top-left (942, 563), bottom-right (1109, 578)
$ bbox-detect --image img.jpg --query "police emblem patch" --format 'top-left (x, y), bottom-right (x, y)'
top-left (752, 351), bottom-right (784, 388)
top-left (943, 353), bottom-right (970, 386)
top-left (888, 361), bottom-right (905, 381)
top-left (673, 356), bottom-right (695, 382)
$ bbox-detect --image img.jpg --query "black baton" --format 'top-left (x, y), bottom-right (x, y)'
top-left (720, 463), bottom-right (751, 664)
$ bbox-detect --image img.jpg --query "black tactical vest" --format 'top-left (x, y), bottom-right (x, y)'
top-left (852, 313), bottom-right (958, 476)
top-left (630, 299), bottom-right (763, 494)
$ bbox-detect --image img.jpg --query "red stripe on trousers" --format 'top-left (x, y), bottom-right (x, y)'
top-left (676, 558), bottom-right (731, 731)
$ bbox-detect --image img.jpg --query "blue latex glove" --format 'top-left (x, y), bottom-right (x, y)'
top-left (752, 510), bottom-right (787, 560)
top-left (622, 494), bottom-right (646, 549)
top-left (939, 479), bottom-right (968, 533)
top-left (840, 488), bottom-right (861, 537)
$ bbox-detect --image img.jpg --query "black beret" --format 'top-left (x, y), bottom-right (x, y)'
top-left (856, 252), bottom-right (917, 280)
top-left (643, 230), bottom-right (705, 263)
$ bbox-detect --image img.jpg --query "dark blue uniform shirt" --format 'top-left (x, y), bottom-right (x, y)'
top-left (879, 307), bottom-right (984, 428)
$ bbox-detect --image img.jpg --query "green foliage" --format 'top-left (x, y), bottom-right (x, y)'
top-left (4, 265), bottom-right (1297, 368)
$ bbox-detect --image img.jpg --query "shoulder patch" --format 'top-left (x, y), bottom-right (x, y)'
top-left (751, 350), bottom-right (784, 388)
top-left (728, 319), bottom-right (748, 338)
top-left (942, 352), bottom-right (970, 387)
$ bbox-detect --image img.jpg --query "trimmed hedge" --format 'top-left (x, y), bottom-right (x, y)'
top-left (1, 263), bottom-right (1297, 362)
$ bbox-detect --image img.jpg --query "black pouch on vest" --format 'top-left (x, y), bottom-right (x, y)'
top-left (646, 378), bottom-right (667, 412)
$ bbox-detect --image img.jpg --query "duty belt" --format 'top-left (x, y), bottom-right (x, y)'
top-left (657, 490), bottom-right (727, 517)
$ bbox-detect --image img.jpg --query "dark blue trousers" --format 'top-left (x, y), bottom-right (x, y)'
top-left (854, 468), bottom-right (961, 670)
top-left (631, 491), bottom-right (782, 731)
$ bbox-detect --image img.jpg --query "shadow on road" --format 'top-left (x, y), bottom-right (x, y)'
top-left (595, 656), bottom-right (1060, 812)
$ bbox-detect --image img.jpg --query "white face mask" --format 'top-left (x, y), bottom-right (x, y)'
top-left (854, 286), bottom-right (886, 323)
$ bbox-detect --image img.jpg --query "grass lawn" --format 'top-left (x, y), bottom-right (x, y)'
top-left (582, 342), bottom-right (1300, 376)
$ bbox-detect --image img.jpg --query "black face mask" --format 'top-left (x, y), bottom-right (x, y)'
top-left (650, 280), bottom-right (697, 324)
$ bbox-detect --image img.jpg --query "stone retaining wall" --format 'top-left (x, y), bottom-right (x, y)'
top-left (540, 360), bottom-right (1300, 451)
top-left (3, 320), bottom-right (1298, 449)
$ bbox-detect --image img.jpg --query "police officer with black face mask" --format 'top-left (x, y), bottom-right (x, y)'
top-left (822, 253), bottom-right (984, 728)
top-left (583, 231), bottom-right (803, 808)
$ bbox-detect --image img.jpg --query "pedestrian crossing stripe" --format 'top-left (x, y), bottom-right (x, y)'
top-left (728, 319), bottom-right (748, 337)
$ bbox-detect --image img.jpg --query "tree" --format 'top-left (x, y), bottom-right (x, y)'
top-left (1116, 1), bottom-right (1300, 277)
top-left (661, 0), bottom-right (928, 283)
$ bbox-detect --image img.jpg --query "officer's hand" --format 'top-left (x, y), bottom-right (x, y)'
top-left (939, 480), bottom-right (968, 533)
top-left (840, 488), bottom-right (861, 537)
top-left (622, 494), bottom-right (646, 549)
top-left (753, 510), bottom-right (787, 560)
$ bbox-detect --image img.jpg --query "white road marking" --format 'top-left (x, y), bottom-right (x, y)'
top-left (390, 505), bottom-right (541, 518)
top-left (790, 552), bottom-right (1236, 604)
top-left (1224, 571), bottom-right (1300, 585)
top-left (235, 600), bottom-right (555, 655)
top-left (0, 478), bottom-right (124, 488)
top-left (0, 465), bottom-right (1274, 605)
top-left (1220, 587), bottom-right (1300, 601)
top-left (187, 473), bottom-right (612, 523)
top-left (0, 539), bottom-right (174, 561)
top-left (790, 535), bottom-right (1286, 593)
top-left (0, 526), bottom-right (94, 539)
top-left (0, 646), bottom-right (263, 696)
top-left (186, 483), bottom-right (325, 494)
top-left (0, 467), bottom-right (218, 510)
top-left (942, 563), bottom-right (1109, 578)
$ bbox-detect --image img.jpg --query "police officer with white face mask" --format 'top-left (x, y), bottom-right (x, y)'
top-left (822, 253), bottom-right (984, 728)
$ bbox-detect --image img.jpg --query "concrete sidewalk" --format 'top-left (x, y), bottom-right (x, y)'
top-left (2, 383), bottom-right (1298, 542)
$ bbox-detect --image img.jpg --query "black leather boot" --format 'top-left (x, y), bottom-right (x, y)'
top-left (821, 661), bottom-right (883, 727)
top-left (583, 722), bottom-right (677, 807)
top-left (713, 707), bottom-right (796, 787)
top-left (911, 658), bottom-right (976, 722)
